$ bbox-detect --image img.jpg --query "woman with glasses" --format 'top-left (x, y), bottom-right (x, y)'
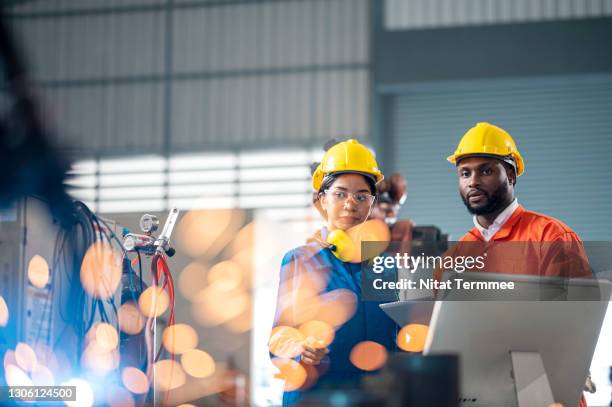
top-left (270, 139), bottom-right (398, 406)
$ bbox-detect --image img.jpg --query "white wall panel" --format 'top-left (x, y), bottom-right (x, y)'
top-left (386, 0), bottom-right (612, 29)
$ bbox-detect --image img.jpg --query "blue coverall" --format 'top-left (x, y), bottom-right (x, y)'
top-left (272, 241), bottom-right (398, 406)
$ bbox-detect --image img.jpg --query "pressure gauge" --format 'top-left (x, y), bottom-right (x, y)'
top-left (139, 214), bottom-right (159, 233)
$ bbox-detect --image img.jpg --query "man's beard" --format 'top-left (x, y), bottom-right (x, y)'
top-left (461, 185), bottom-right (508, 215)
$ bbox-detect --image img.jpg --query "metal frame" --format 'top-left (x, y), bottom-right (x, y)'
top-left (7, 0), bottom-right (371, 156)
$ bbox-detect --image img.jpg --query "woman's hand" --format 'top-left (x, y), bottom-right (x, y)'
top-left (301, 337), bottom-right (329, 365)
top-left (301, 344), bottom-right (329, 365)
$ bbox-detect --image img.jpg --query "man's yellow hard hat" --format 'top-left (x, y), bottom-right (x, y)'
top-left (312, 139), bottom-right (384, 191)
top-left (447, 122), bottom-right (525, 176)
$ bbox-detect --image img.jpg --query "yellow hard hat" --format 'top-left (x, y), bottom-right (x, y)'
top-left (312, 139), bottom-right (384, 191)
top-left (447, 122), bottom-right (525, 176)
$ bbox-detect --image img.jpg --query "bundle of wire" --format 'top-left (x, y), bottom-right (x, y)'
top-left (46, 199), bottom-right (177, 401)
top-left (47, 201), bottom-right (125, 364)
top-left (143, 251), bottom-right (176, 403)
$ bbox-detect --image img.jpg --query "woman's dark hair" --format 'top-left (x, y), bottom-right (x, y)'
top-left (318, 172), bottom-right (377, 196)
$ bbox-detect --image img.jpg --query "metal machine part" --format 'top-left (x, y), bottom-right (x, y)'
top-left (122, 208), bottom-right (179, 257)
top-left (139, 214), bottom-right (159, 234)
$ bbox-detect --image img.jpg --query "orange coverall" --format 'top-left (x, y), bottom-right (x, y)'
top-left (436, 205), bottom-right (591, 407)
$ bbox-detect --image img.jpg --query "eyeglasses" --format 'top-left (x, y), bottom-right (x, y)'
top-left (324, 188), bottom-right (375, 206)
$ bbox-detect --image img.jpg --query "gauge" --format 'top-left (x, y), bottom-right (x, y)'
top-left (139, 214), bottom-right (159, 233)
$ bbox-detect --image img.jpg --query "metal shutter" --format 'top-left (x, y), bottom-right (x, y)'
top-left (390, 74), bottom-right (612, 241)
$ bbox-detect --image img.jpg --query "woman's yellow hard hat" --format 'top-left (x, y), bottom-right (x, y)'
top-left (312, 139), bottom-right (384, 191)
top-left (447, 122), bottom-right (525, 176)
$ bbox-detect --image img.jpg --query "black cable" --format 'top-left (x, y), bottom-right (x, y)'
top-left (137, 250), bottom-right (144, 293)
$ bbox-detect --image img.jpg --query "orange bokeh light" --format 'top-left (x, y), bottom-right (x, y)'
top-left (153, 360), bottom-right (186, 391)
top-left (81, 343), bottom-right (119, 375)
top-left (175, 209), bottom-right (243, 258)
top-left (314, 288), bottom-right (357, 327)
top-left (180, 349), bottom-right (216, 379)
top-left (96, 323), bottom-right (119, 351)
top-left (0, 295), bottom-right (8, 327)
top-left (191, 286), bottom-right (249, 327)
top-left (350, 341), bottom-right (388, 371)
top-left (397, 324), bottom-right (429, 353)
top-left (80, 242), bottom-right (122, 299)
top-left (178, 262), bottom-right (208, 301)
top-left (268, 326), bottom-right (305, 359)
top-left (207, 260), bottom-right (243, 292)
top-left (138, 286), bottom-right (170, 318)
top-left (122, 367), bottom-right (150, 395)
top-left (225, 309), bottom-right (252, 333)
top-left (298, 320), bottom-right (335, 349)
top-left (118, 302), bottom-right (145, 335)
top-left (272, 358), bottom-right (307, 391)
top-left (162, 324), bottom-right (198, 355)
top-left (346, 219), bottom-right (390, 262)
top-left (28, 254), bottom-right (50, 288)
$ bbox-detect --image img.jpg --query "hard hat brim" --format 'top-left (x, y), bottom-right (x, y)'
top-left (323, 170), bottom-right (382, 185)
top-left (453, 153), bottom-right (518, 175)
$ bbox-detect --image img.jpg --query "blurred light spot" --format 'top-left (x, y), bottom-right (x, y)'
top-left (154, 360), bottom-right (186, 391)
top-left (107, 386), bottom-right (135, 407)
top-left (5, 364), bottom-right (32, 387)
top-left (162, 324), bottom-right (198, 355)
top-left (178, 262), bottom-right (208, 301)
top-left (176, 405), bottom-right (197, 407)
top-left (350, 341), bottom-right (387, 371)
top-left (118, 302), bottom-right (144, 335)
top-left (180, 349), bottom-right (215, 379)
top-left (275, 290), bottom-right (320, 327)
top-left (314, 289), bottom-right (357, 327)
top-left (548, 404), bottom-right (564, 407)
top-left (229, 222), bottom-right (255, 253)
top-left (347, 219), bottom-right (390, 262)
top-left (15, 342), bottom-right (37, 372)
top-left (268, 326), bottom-right (305, 359)
top-left (81, 343), bottom-right (119, 375)
top-left (225, 310), bottom-right (252, 333)
top-left (31, 364), bottom-right (55, 386)
top-left (299, 320), bottom-right (335, 349)
top-left (32, 343), bottom-right (57, 369)
top-left (138, 286), bottom-right (169, 318)
top-left (63, 378), bottom-right (94, 407)
top-left (0, 295), bottom-right (9, 326)
top-left (175, 210), bottom-right (242, 258)
top-left (274, 264), bottom-right (331, 327)
top-left (3, 350), bottom-right (17, 370)
top-left (28, 254), bottom-right (50, 288)
top-left (230, 249), bottom-right (254, 289)
top-left (192, 287), bottom-right (249, 327)
top-left (300, 363), bottom-right (320, 391)
top-left (272, 358), bottom-right (307, 391)
top-left (96, 323), bottom-right (119, 351)
top-left (122, 367), bottom-right (150, 395)
top-left (207, 260), bottom-right (243, 292)
top-left (80, 242), bottom-right (122, 299)
top-left (397, 324), bottom-right (429, 353)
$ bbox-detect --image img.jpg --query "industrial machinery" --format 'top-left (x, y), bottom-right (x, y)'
top-left (0, 197), bottom-right (180, 405)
